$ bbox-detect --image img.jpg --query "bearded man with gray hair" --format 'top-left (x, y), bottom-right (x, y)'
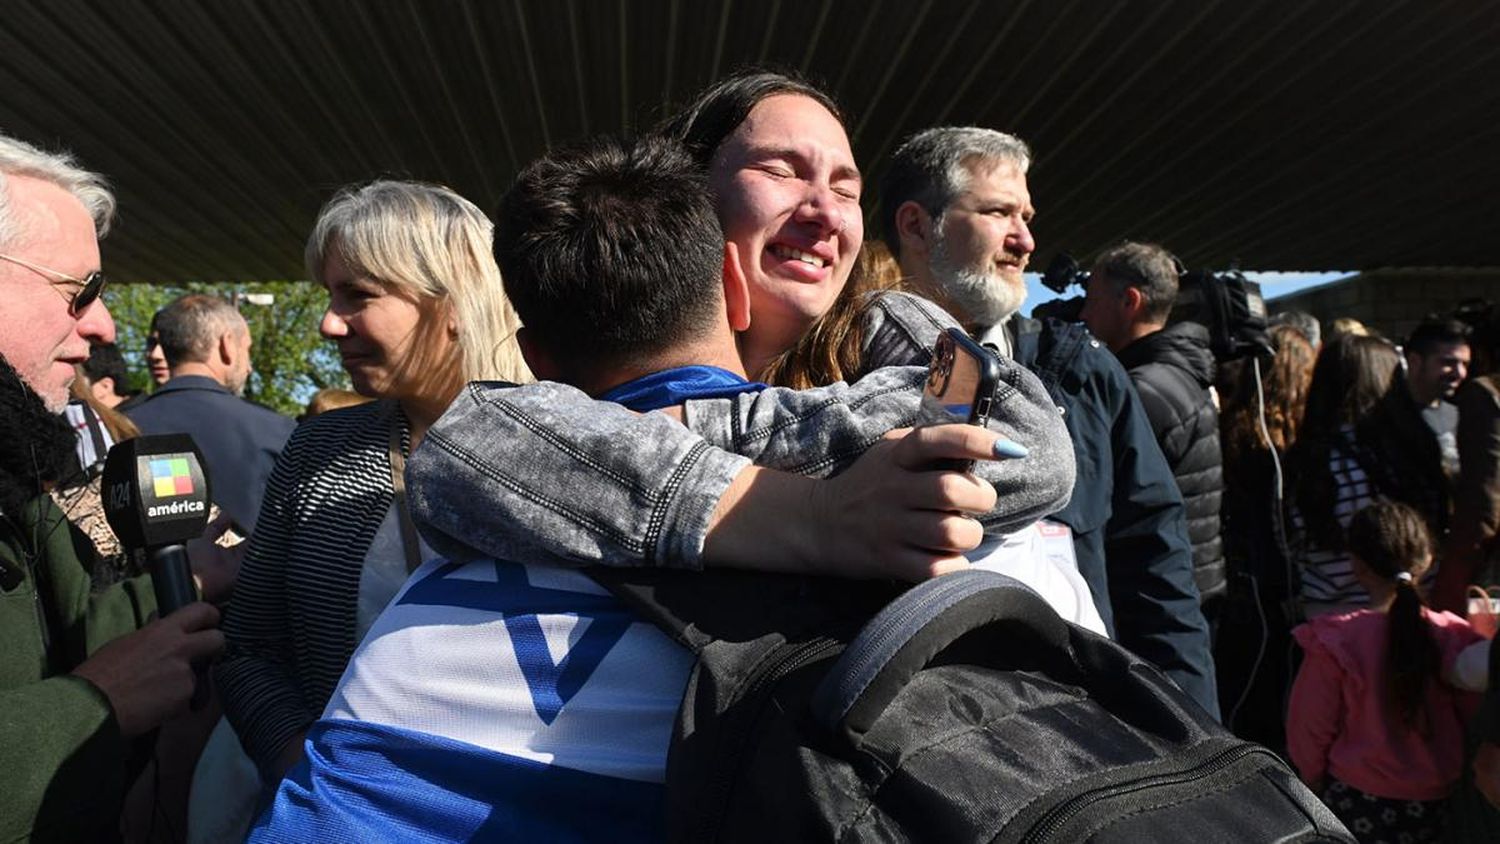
top-left (0, 131), bottom-right (223, 840)
top-left (878, 127), bottom-right (1219, 718)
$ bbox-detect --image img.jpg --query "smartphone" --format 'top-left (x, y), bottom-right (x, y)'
top-left (919, 328), bottom-right (1002, 470)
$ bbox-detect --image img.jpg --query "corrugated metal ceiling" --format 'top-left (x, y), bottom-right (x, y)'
top-left (2, 0), bottom-right (1497, 282)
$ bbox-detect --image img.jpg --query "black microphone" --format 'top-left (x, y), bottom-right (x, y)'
top-left (102, 434), bottom-right (212, 616)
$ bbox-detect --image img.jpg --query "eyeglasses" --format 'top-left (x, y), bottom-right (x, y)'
top-left (0, 252), bottom-right (108, 316)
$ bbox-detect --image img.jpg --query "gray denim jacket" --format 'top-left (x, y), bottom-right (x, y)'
top-left (408, 292), bottom-right (1073, 569)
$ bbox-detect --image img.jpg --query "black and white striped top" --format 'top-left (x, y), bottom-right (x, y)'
top-left (215, 400), bottom-right (407, 772)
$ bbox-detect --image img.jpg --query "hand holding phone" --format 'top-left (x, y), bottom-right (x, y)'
top-left (919, 328), bottom-right (1010, 471)
top-left (921, 328), bottom-right (1001, 426)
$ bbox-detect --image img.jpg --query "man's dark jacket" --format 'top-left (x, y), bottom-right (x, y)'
top-left (0, 357), bottom-right (156, 841)
top-left (128, 375), bottom-right (296, 532)
top-left (1011, 316), bottom-right (1219, 718)
top-left (1115, 322), bottom-right (1227, 603)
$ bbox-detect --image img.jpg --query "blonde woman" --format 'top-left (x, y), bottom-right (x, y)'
top-left (216, 181), bottom-right (530, 783)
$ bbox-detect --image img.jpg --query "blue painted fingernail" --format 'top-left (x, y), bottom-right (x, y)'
top-left (993, 438), bottom-right (1029, 459)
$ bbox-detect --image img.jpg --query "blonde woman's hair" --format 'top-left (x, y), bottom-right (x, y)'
top-left (306, 180), bottom-right (531, 393)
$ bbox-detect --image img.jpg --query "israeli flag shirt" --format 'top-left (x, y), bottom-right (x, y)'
top-left (250, 366), bottom-right (758, 843)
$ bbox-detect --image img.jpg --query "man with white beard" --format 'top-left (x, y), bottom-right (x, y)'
top-left (877, 127), bottom-right (1218, 718)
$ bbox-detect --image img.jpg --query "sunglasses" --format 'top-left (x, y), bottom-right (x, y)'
top-left (0, 252), bottom-right (108, 316)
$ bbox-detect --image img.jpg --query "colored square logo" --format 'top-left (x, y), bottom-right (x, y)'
top-left (150, 457), bottom-right (194, 498)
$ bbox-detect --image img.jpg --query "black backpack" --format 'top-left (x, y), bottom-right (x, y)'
top-left (593, 567), bottom-right (1352, 843)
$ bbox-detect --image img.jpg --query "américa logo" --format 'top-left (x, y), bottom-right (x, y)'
top-left (145, 455), bottom-right (205, 519)
top-left (150, 457), bottom-right (195, 498)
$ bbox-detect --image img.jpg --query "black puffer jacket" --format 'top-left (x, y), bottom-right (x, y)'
top-left (1116, 322), bottom-right (1226, 602)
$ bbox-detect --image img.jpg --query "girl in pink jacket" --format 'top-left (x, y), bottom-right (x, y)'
top-left (1288, 499), bottom-right (1483, 842)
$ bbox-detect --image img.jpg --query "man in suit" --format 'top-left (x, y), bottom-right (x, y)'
top-left (128, 294), bottom-right (295, 533)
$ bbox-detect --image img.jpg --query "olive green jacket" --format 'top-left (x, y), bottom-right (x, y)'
top-left (0, 493), bottom-right (154, 842)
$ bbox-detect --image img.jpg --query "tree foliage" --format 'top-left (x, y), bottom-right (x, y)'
top-left (107, 281), bottom-right (346, 416)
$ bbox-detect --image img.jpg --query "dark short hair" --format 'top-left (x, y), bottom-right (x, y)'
top-left (1091, 241), bottom-right (1180, 323)
top-left (81, 343), bottom-right (128, 395)
top-left (495, 134), bottom-right (725, 375)
top-left (659, 69), bottom-right (845, 169)
top-left (153, 294), bottom-right (244, 367)
top-left (1404, 318), bottom-right (1471, 358)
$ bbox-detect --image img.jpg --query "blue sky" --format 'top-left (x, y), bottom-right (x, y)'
top-left (1020, 271), bottom-right (1353, 316)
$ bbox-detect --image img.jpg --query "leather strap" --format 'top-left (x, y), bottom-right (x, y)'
top-left (384, 401), bottom-right (424, 574)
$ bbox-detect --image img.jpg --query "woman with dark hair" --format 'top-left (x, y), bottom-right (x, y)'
top-left (660, 71), bottom-right (878, 386)
top-left (1213, 325), bottom-right (1317, 744)
top-left (1290, 334), bottom-right (1448, 615)
top-left (1288, 500), bottom-right (1481, 841)
top-left (659, 71), bottom-right (947, 390)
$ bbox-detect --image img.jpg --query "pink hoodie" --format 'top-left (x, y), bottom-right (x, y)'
top-left (1288, 608), bottom-right (1483, 800)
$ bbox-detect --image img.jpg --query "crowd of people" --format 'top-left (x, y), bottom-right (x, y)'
top-left (2, 67), bottom-right (1498, 843)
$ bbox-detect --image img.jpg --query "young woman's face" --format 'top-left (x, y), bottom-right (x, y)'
top-left (319, 254), bottom-right (452, 402)
top-left (708, 94), bottom-right (863, 342)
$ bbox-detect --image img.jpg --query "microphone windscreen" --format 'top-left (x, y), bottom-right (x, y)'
top-left (102, 434), bottom-right (212, 551)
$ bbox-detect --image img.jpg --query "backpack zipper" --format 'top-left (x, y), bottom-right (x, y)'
top-left (694, 635), bottom-right (842, 840)
top-left (1019, 743), bottom-right (1271, 843)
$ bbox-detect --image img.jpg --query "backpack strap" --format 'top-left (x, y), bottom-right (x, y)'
top-left (588, 566), bottom-right (893, 655)
top-left (811, 569), bottom-right (1074, 750)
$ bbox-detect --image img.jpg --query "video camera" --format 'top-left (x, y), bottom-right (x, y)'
top-left (1031, 252), bottom-right (1272, 362)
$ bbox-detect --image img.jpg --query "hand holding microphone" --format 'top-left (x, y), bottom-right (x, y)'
top-left (101, 434), bottom-right (219, 709)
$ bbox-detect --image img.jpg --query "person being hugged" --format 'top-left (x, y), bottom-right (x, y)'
top-left (1288, 499), bottom-right (1483, 842)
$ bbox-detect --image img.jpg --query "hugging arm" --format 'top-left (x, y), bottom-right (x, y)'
top-left (409, 377), bottom-right (1002, 578)
top-left (683, 362), bottom-right (1072, 532)
top-left (408, 293), bottom-right (1073, 575)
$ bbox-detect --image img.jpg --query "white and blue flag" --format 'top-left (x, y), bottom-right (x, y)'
top-left (250, 558), bottom-right (694, 842)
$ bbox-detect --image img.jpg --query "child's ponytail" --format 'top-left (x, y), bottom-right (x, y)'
top-left (1346, 499), bottom-right (1438, 733)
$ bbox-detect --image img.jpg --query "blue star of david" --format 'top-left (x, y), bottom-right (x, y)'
top-left (397, 560), bottom-right (630, 725)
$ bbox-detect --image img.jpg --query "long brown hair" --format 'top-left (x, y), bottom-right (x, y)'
top-left (1220, 325), bottom-right (1315, 463)
top-left (70, 368), bottom-right (139, 444)
top-left (1290, 335), bottom-right (1399, 548)
top-left (1345, 500), bottom-right (1438, 733)
top-left (661, 69), bottom-right (861, 388)
top-left (1291, 334), bottom-right (1446, 551)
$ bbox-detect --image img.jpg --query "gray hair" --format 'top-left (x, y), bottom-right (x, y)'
top-left (1268, 310), bottom-right (1322, 349)
top-left (0, 132), bottom-right (115, 250)
top-left (1091, 241), bottom-right (1181, 323)
top-left (153, 294), bottom-right (247, 367)
top-left (880, 126), bottom-right (1032, 256)
top-left (306, 180), bottom-right (530, 385)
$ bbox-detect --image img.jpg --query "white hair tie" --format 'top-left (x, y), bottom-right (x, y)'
top-left (1395, 571), bottom-right (1414, 584)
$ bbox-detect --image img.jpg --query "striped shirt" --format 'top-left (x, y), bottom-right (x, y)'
top-left (1293, 430), bottom-right (1375, 612)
